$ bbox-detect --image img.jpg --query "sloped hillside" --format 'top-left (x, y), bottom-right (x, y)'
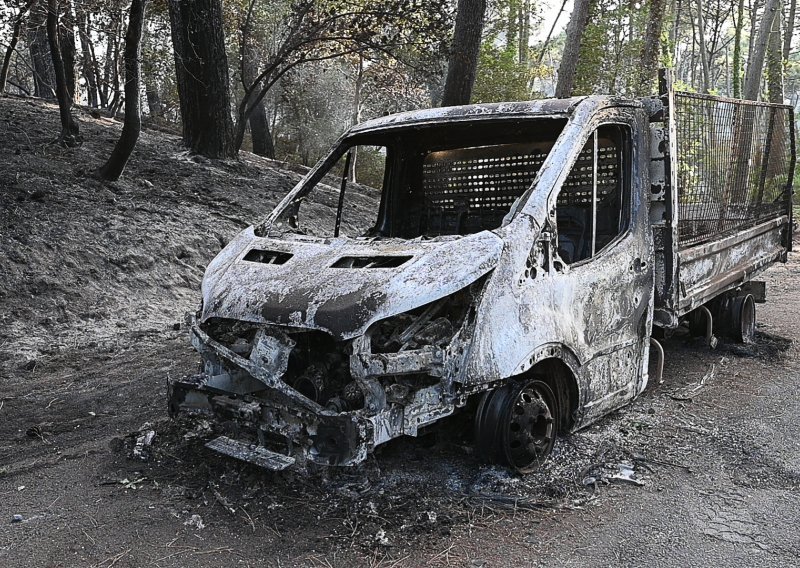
top-left (0, 96), bottom-right (305, 376)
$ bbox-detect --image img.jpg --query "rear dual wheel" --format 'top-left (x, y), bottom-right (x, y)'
top-left (731, 294), bottom-right (756, 344)
top-left (474, 379), bottom-right (558, 473)
top-left (688, 293), bottom-right (756, 344)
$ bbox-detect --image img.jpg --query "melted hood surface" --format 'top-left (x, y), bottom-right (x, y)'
top-left (200, 227), bottom-right (504, 339)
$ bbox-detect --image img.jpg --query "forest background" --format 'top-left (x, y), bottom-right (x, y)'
top-left (0, 0), bottom-right (797, 179)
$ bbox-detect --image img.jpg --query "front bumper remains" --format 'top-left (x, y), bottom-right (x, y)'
top-left (167, 318), bottom-right (452, 469)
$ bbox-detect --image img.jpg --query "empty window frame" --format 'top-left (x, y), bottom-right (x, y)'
top-left (556, 124), bottom-right (629, 264)
top-left (384, 118), bottom-right (567, 238)
top-left (419, 142), bottom-right (552, 235)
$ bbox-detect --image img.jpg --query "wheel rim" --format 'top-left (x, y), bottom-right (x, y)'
top-left (475, 379), bottom-right (559, 472)
top-left (503, 381), bottom-right (556, 472)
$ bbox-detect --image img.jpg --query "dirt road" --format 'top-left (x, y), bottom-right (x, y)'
top-left (1, 97), bottom-right (798, 567)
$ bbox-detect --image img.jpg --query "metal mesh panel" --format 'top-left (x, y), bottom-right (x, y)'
top-left (422, 142), bottom-right (549, 212)
top-left (673, 92), bottom-right (793, 247)
top-left (557, 139), bottom-right (619, 206)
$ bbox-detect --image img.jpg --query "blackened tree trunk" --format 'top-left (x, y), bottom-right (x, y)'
top-left (47, 0), bottom-right (80, 146)
top-left (1, 0), bottom-right (37, 94)
top-left (29, 1), bottom-right (56, 99)
top-left (97, 0), bottom-right (147, 180)
top-left (59, 0), bottom-right (76, 101)
top-left (556, 0), bottom-right (591, 98)
top-left (242, 45), bottom-right (275, 158)
top-left (248, 101), bottom-right (274, 157)
top-left (441, 0), bottom-right (487, 107)
top-left (167, 0), bottom-right (236, 158)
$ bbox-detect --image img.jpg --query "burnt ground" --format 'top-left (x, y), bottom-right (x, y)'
top-left (1, 96), bottom-right (799, 567)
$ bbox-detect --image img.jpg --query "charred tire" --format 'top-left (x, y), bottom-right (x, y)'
top-left (474, 380), bottom-right (558, 473)
top-left (731, 294), bottom-right (756, 344)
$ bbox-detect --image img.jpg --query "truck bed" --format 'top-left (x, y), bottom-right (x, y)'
top-left (651, 80), bottom-right (795, 327)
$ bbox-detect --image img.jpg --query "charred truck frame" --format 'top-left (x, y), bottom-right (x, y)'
top-left (169, 72), bottom-right (795, 472)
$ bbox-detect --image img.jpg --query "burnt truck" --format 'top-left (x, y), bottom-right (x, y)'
top-left (168, 73), bottom-right (795, 473)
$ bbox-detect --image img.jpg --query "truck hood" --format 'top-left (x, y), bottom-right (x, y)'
top-left (199, 227), bottom-right (504, 339)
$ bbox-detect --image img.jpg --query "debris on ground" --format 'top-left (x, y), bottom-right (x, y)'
top-left (184, 514), bottom-right (205, 530)
top-left (132, 426), bottom-right (156, 461)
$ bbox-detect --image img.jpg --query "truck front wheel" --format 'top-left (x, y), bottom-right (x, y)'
top-left (474, 379), bottom-right (558, 473)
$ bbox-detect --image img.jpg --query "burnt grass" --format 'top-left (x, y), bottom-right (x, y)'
top-left (2, 96), bottom-right (799, 566)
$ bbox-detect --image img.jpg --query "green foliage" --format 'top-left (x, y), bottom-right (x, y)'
top-left (472, 43), bottom-right (533, 103)
top-left (573, 0), bottom-right (651, 96)
top-left (470, 0), bottom-right (548, 102)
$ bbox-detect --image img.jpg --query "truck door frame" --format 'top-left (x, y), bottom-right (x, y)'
top-left (543, 106), bottom-right (655, 423)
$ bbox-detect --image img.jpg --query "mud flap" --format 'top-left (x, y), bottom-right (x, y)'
top-left (205, 436), bottom-right (296, 471)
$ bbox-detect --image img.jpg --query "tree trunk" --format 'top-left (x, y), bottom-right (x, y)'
top-left (441, 0), bottom-right (487, 106)
top-left (555, 0), bottom-right (591, 98)
top-left (784, 0), bottom-right (796, 59)
top-left (536, 0), bottom-right (568, 67)
top-left (744, 0), bottom-right (781, 100)
top-left (167, 0), bottom-right (236, 158)
top-left (46, 0), bottom-right (80, 146)
top-left (747, 0), bottom-right (759, 65)
top-left (145, 83), bottom-right (163, 117)
top-left (518, 0), bottom-right (531, 65)
top-left (108, 14), bottom-right (123, 114)
top-left (101, 11), bottom-right (116, 105)
top-left (241, 44), bottom-right (275, 158)
top-left (635, 0), bottom-right (666, 95)
top-left (0, 0), bottom-right (37, 94)
top-left (733, 0), bottom-right (745, 98)
top-left (349, 55), bottom-right (364, 182)
top-left (97, 0), bottom-right (147, 181)
top-left (767, 5), bottom-right (786, 181)
top-left (696, 0), bottom-right (711, 92)
top-left (671, 0), bottom-right (682, 70)
top-left (74, 0), bottom-right (98, 107)
top-left (767, 1), bottom-right (784, 103)
top-left (507, 0), bottom-right (519, 58)
top-left (29, 1), bottom-right (56, 99)
top-left (248, 102), bottom-right (275, 157)
top-left (59, 0), bottom-right (76, 101)
top-left (729, 0), bottom-right (781, 207)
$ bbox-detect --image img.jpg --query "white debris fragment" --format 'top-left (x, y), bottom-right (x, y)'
top-left (133, 430), bottom-right (156, 460)
top-left (609, 463), bottom-right (644, 486)
top-left (184, 514), bottom-right (205, 530)
top-left (375, 528), bottom-right (390, 546)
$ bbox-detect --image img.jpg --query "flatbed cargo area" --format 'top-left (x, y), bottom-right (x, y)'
top-left (651, 75), bottom-right (794, 327)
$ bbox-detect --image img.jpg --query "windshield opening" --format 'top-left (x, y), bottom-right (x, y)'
top-left (269, 117), bottom-right (567, 239)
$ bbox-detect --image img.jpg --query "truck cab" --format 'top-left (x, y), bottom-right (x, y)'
top-left (169, 88), bottom-right (793, 472)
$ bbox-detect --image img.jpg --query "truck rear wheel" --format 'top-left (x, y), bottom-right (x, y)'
top-left (731, 294), bottom-right (756, 343)
top-left (474, 379), bottom-right (558, 473)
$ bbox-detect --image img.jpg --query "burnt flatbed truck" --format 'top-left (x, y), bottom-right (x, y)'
top-left (169, 73), bottom-right (795, 473)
